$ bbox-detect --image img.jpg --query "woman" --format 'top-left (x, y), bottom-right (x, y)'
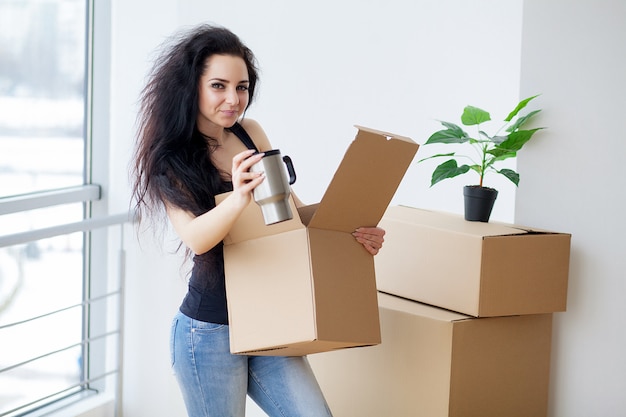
top-left (131, 24), bottom-right (385, 417)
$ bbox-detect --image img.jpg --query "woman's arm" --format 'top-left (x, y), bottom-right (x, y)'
top-left (166, 119), bottom-right (274, 255)
top-left (167, 148), bottom-right (265, 255)
top-left (167, 118), bottom-right (386, 256)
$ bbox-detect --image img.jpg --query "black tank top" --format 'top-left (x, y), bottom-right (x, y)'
top-left (178, 122), bottom-right (259, 324)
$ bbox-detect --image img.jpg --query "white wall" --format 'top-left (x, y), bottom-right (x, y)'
top-left (518, 1), bottom-right (626, 416)
top-left (175, 0), bottom-right (523, 221)
top-left (108, 1), bottom-right (189, 416)
top-left (106, 1), bottom-right (557, 416)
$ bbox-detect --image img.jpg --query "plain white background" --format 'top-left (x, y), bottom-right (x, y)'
top-left (103, 1), bottom-right (626, 416)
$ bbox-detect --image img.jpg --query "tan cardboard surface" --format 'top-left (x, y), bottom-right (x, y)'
top-left (309, 126), bottom-right (418, 232)
top-left (449, 313), bottom-right (552, 416)
top-left (221, 126), bottom-right (418, 355)
top-left (309, 292), bottom-right (553, 417)
top-left (225, 227), bottom-right (382, 355)
top-left (381, 204), bottom-right (526, 237)
top-left (215, 194), bottom-right (302, 244)
top-left (309, 228), bottom-right (380, 343)
top-left (376, 206), bottom-right (571, 316)
top-left (224, 229), bottom-right (315, 351)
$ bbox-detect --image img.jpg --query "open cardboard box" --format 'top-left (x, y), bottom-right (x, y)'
top-left (375, 206), bottom-right (571, 317)
top-left (309, 292), bottom-right (553, 417)
top-left (217, 126), bottom-right (419, 356)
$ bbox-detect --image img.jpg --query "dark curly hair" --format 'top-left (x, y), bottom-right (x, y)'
top-left (131, 24), bottom-right (259, 225)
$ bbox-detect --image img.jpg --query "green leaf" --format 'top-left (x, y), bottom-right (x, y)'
top-left (491, 135), bottom-right (508, 145)
top-left (424, 123), bottom-right (469, 144)
top-left (488, 148), bottom-right (516, 161)
top-left (504, 95), bottom-right (540, 122)
top-left (498, 168), bottom-right (520, 186)
top-left (461, 106), bottom-right (491, 126)
top-left (506, 109), bottom-right (542, 133)
top-left (498, 128), bottom-right (542, 152)
top-left (468, 164), bottom-right (483, 175)
top-left (440, 121), bottom-right (464, 131)
top-left (468, 137), bottom-right (486, 145)
top-left (430, 160), bottom-right (470, 186)
top-left (417, 152), bottom-right (456, 163)
top-left (478, 130), bottom-right (493, 141)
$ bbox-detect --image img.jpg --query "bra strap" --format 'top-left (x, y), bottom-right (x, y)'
top-left (228, 122), bottom-right (259, 152)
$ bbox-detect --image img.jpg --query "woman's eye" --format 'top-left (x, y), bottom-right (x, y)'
top-left (210, 83), bottom-right (225, 89)
top-left (237, 85), bottom-right (249, 91)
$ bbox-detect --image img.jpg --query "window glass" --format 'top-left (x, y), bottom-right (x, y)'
top-left (0, 0), bottom-right (86, 198)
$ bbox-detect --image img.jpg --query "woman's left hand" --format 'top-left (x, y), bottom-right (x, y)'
top-left (352, 227), bottom-right (386, 256)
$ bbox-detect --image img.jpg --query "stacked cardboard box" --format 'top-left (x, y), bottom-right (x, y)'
top-left (375, 206), bottom-right (571, 317)
top-left (309, 292), bottom-right (553, 417)
top-left (310, 206), bottom-right (571, 416)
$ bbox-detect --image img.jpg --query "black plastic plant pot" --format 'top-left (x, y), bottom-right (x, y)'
top-left (463, 185), bottom-right (498, 222)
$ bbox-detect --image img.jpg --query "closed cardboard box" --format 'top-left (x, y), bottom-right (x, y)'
top-left (309, 292), bottom-right (553, 417)
top-left (375, 206), bottom-right (571, 317)
top-left (219, 126), bottom-right (419, 356)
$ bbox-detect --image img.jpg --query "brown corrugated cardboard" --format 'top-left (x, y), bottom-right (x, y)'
top-left (218, 126), bottom-right (419, 355)
top-left (375, 206), bottom-right (571, 317)
top-left (309, 292), bottom-right (553, 417)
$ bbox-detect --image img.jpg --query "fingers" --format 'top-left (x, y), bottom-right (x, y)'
top-left (352, 227), bottom-right (386, 256)
top-left (231, 150), bottom-right (265, 193)
top-left (232, 149), bottom-right (263, 173)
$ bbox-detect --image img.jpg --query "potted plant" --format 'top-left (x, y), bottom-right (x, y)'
top-left (419, 95), bottom-right (544, 222)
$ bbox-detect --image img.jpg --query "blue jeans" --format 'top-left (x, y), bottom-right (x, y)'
top-left (170, 311), bottom-right (333, 417)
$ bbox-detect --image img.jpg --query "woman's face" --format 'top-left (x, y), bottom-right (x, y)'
top-left (197, 54), bottom-right (250, 134)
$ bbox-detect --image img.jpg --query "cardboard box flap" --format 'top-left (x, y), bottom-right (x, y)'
top-left (216, 192), bottom-right (304, 244)
top-left (309, 126), bottom-right (418, 232)
top-left (297, 203), bottom-right (319, 227)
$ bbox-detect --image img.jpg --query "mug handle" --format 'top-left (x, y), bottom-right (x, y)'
top-left (282, 155), bottom-right (297, 185)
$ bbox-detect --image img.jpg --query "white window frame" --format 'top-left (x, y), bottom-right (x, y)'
top-left (0, 0), bottom-right (127, 415)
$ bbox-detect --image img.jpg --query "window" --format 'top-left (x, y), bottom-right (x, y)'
top-left (0, 1), bottom-right (122, 415)
top-left (0, 0), bottom-right (86, 198)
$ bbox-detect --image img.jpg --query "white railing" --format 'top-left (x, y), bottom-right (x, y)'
top-left (0, 186), bottom-right (130, 417)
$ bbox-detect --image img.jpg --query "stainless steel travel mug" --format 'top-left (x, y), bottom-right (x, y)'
top-left (249, 149), bottom-right (296, 225)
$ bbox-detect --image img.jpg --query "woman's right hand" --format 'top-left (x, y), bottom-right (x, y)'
top-left (230, 149), bottom-right (265, 206)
